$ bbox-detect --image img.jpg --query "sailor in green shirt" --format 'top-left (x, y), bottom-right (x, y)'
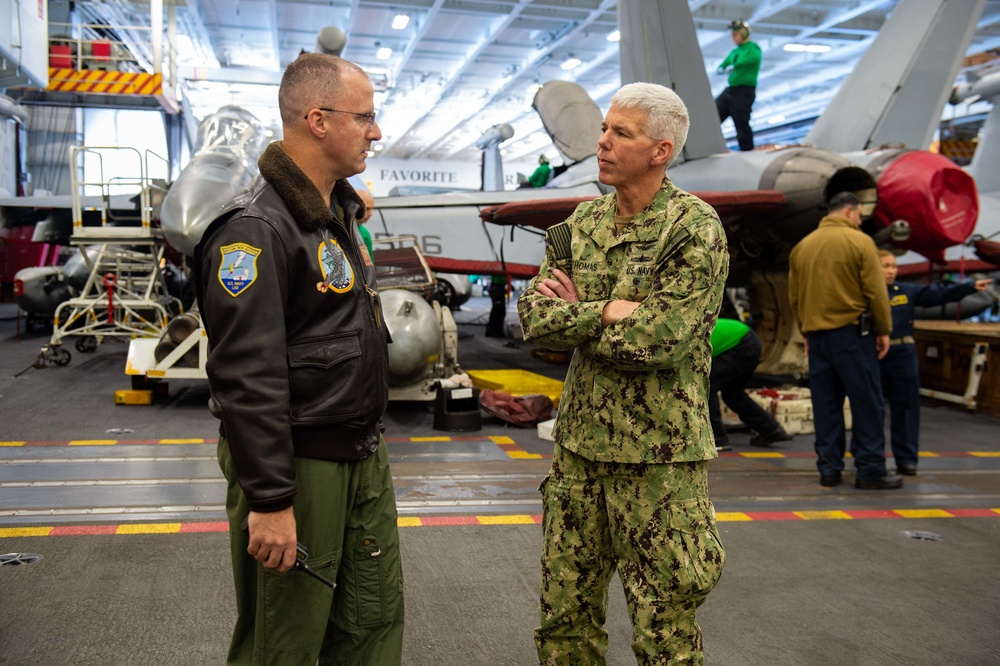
top-left (709, 318), bottom-right (790, 450)
top-left (527, 154), bottom-right (552, 187)
top-left (715, 20), bottom-right (762, 152)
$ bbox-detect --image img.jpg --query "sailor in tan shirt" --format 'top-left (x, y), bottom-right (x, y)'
top-left (788, 191), bottom-right (900, 490)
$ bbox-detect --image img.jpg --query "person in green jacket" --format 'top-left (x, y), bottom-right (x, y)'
top-left (710, 318), bottom-right (791, 450)
top-left (527, 154), bottom-right (552, 187)
top-left (715, 20), bottom-right (762, 151)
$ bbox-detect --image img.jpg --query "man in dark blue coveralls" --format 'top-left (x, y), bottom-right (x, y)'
top-left (788, 192), bottom-right (899, 490)
top-left (878, 250), bottom-right (993, 475)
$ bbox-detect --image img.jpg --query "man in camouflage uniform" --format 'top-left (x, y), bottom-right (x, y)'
top-left (518, 82), bottom-right (729, 665)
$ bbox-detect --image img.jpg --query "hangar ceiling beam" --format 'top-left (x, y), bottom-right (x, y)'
top-left (411, 0), bottom-right (617, 160)
top-left (375, 0), bottom-right (534, 157)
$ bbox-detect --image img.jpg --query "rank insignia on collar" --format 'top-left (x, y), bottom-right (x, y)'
top-left (316, 238), bottom-right (355, 293)
top-left (218, 243), bottom-right (261, 297)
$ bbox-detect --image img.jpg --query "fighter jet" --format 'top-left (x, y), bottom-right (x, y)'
top-left (950, 70), bottom-right (1000, 269)
top-left (457, 0), bottom-right (987, 374)
top-left (803, 0), bottom-right (985, 266)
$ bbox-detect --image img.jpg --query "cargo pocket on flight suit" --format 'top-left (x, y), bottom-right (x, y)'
top-left (349, 443), bottom-right (402, 629)
top-left (667, 497), bottom-right (726, 604)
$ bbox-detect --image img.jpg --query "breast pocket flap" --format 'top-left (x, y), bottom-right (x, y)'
top-left (288, 336), bottom-right (361, 369)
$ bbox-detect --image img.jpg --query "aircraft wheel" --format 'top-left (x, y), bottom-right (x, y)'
top-left (75, 337), bottom-right (98, 353)
top-left (49, 347), bottom-right (71, 366)
top-left (432, 278), bottom-right (456, 309)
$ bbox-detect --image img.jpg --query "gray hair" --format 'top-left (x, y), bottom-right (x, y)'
top-left (610, 82), bottom-right (690, 167)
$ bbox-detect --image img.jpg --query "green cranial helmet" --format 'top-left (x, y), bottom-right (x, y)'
top-left (728, 20), bottom-right (751, 38)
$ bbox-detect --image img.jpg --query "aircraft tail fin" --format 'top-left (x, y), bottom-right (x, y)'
top-left (805, 0), bottom-right (985, 152)
top-left (617, 0), bottom-right (727, 162)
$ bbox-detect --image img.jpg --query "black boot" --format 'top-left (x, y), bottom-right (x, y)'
top-left (749, 424), bottom-right (793, 447)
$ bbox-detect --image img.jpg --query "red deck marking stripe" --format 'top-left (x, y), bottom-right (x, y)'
top-left (50, 525), bottom-right (117, 536)
top-left (844, 510), bottom-right (899, 519)
top-left (742, 511), bottom-right (802, 521)
top-left (418, 516), bottom-right (481, 526)
top-left (180, 521), bottom-right (229, 533)
top-left (946, 508), bottom-right (998, 517)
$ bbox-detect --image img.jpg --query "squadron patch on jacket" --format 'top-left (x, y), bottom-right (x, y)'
top-left (316, 238), bottom-right (355, 293)
top-left (218, 243), bottom-right (261, 297)
top-left (890, 293), bottom-right (909, 307)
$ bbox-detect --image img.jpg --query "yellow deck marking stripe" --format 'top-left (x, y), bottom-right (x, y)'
top-left (116, 523), bottom-right (182, 534)
top-left (795, 510), bottom-right (853, 520)
top-left (397, 517), bottom-right (422, 528)
top-left (0, 441), bottom-right (26, 447)
top-left (918, 452), bottom-right (940, 457)
top-left (477, 515), bottom-right (536, 525)
top-left (410, 436), bottom-right (452, 442)
top-left (740, 452), bottom-right (785, 458)
top-left (489, 436), bottom-right (515, 444)
top-left (68, 440), bottom-right (117, 446)
top-left (0, 527), bottom-right (53, 537)
top-left (969, 452), bottom-right (1000, 457)
top-left (894, 509), bottom-right (953, 518)
top-left (160, 439), bottom-right (205, 444)
top-left (507, 451), bottom-right (543, 459)
top-left (716, 512), bottom-right (753, 521)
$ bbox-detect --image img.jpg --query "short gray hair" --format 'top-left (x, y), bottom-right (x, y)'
top-left (610, 82), bottom-right (689, 167)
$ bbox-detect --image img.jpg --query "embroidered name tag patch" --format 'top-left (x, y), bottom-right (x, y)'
top-left (316, 238), bottom-right (355, 293)
top-left (218, 243), bottom-right (262, 297)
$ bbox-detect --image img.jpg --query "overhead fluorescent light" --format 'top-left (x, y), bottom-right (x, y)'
top-left (768, 115), bottom-right (786, 124)
top-left (561, 57), bottom-right (582, 71)
top-left (607, 30), bottom-right (620, 42)
top-left (784, 43), bottom-right (831, 53)
top-left (377, 47), bottom-right (393, 60)
top-left (392, 14), bottom-right (410, 30)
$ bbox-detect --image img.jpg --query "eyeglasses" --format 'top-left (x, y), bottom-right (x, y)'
top-left (306, 107), bottom-right (377, 128)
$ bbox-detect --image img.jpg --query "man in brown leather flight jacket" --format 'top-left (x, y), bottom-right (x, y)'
top-left (195, 53), bottom-right (403, 665)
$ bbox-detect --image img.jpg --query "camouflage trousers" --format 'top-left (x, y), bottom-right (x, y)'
top-left (535, 444), bottom-right (725, 665)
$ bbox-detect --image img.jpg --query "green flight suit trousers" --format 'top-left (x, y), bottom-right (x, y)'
top-left (218, 436), bottom-right (404, 665)
top-left (536, 444), bottom-right (725, 665)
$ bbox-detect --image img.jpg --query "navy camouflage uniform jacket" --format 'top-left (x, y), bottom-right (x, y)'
top-left (518, 175), bottom-right (729, 463)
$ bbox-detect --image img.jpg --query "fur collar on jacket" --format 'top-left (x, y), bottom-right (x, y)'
top-left (257, 141), bottom-right (364, 231)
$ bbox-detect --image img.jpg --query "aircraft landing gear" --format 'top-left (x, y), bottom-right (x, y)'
top-left (33, 345), bottom-right (72, 368)
top-left (75, 337), bottom-right (98, 353)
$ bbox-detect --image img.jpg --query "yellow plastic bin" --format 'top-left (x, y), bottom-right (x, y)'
top-left (466, 370), bottom-right (565, 407)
